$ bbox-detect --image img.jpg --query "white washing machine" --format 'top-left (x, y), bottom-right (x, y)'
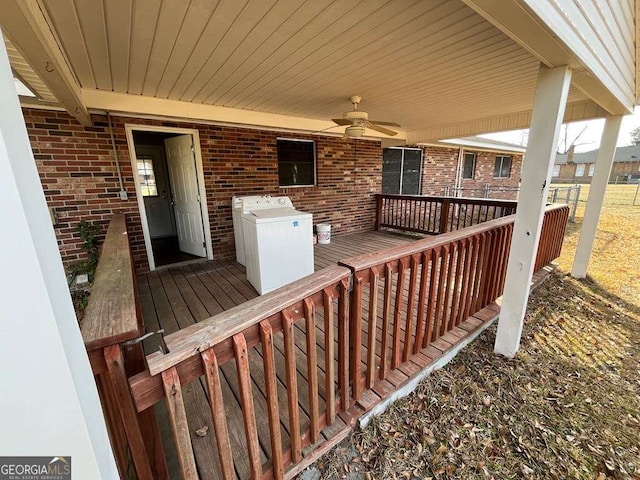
top-left (242, 206), bottom-right (314, 295)
top-left (232, 195), bottom-right (292, 265)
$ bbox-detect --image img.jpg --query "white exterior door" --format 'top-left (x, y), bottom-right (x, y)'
top-left (164, 135), bottom-right (206, 257)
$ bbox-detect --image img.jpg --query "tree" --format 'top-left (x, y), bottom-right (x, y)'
top-left (630, 126), bottom-right (640, 146)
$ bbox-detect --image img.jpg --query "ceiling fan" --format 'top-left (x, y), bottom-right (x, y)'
top-left (332, 95), bottom-right (401, 138)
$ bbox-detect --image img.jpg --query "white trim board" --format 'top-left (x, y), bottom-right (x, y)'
top-left (124, 124), bottom-right (213, 271)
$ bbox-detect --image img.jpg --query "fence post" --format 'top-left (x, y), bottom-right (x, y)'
top-left (571, 184), bottom-right (581, 222)
top-left (551, 187), bottom-right (558, 203)
top-left (439, 199), bottom-right (451, 233)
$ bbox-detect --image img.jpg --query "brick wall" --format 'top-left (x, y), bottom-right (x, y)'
top-left (554, 160), bottom-right (640, 184)
top-left (460, 151), bottom-right (522, 199)
top-left (419, 146), bottom-right (459, 195)
top-left (24, 108), bottom-right (382, 273)
top-left (416, 146), bottom-right (523, 199)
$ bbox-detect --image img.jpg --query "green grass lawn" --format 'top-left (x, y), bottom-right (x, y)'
top-left (555, 183), bottom-right (640, 307)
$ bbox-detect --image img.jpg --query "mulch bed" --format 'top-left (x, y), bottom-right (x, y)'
top-left (313, 272), bottom-right (640, 479)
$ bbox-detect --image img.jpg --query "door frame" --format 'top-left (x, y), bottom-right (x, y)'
top-left (125, 124), bottom-right (213, 271)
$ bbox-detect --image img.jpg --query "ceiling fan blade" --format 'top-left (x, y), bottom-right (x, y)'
top-left (369, 120), bottom-right (401, 127)
top-left (366, 123), bottom-right (398, 136)
top-left (332, 118), bottom-right (352, 126)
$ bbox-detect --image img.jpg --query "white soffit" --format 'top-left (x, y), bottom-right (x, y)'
top-left (3, 35), bottom-right (56, 103)
top-left (38, 0), bottom-right (595, 134)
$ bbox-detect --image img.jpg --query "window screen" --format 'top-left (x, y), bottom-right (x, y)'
top-left (463, 153), bottom-right (476, 179)
top-left (493, 155), bottom-right (512, 178)
top-left (277, 139), bottom-right (316, 186)
top-left (382, 148), bottom-right (422, 194)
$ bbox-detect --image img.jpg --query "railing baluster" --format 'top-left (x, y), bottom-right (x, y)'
top-left (458, 237), bottom-right (475, 326)
top-left (304, 298), bottom-right (320, 444)
top-left (433, 244), bottom-right (450, 339)
top-left (338, 278), bottom-right (350, 410)
top-left (471, 232), bottom-right (488, 313)
top-left (449, 240), bottom-right (464, 331)
top-left (403, 255), bottom-right (419, 362)
top-left (201, 349), bottom-right (236, 480)
top-left (258, 322), bottom-right (284, 480)
top-left (161, 367), bottom-right (198, 480)
top-left (379, 263), bottom-right (393, 380)
top-left (424, 247), bottom-right (440, 347)
top-left (350, 272), bottom-right (364, 401)
top-left (282, 309), bottom-right (302, 463)
top-left (414, 251), bottom-right (430, 354)
top-left (322, 288), bottom-right (336, 426)
top-left (391, 259), bottom-right (407, 369)
top-left (103, 345), bottom-right (155, 480)
top-left (233, 333), bottom-right (262, 479)
top-left (366, 267), bottom-right (380, 389)
top-left (441, 243), bottom-right (456, 335)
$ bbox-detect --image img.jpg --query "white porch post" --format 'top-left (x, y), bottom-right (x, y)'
top-left (494, 64), bottom-right (572, 357)
top-left (571, 116), bottom-right (622, 278)
top-left (0, 30), bottom-right (117, 478)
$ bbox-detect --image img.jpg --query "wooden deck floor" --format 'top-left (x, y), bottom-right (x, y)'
top-left (137, 230), bottom-right (419, 479)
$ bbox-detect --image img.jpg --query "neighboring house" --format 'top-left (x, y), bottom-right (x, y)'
top-left (553, 145), bottom-right (640, 183)
top-left (381, 137), bottom-right (525, 199)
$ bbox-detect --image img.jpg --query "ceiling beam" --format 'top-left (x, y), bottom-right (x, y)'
top-left (80, 89), bottom-right (407, 140)
top-left (0, 0), bottom-right (91, 125)
top-left (406, 100), bottom-right (609, 143)
top-left (461, 0), bottom-right (633, 115)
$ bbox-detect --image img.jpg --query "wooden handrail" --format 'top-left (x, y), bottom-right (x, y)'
top-left (81, 214), bottom-right (167, 480)
top-left (81, 214), bottom-right (139, 351)
top-left (375, 193), bottom-right (517, 235)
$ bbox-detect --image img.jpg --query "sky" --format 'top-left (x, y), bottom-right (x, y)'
top-left (480, 107), bottom-right (640, 153)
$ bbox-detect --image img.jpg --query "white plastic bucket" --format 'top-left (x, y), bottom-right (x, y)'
top-left (316, 224), bottom-right (331, 244)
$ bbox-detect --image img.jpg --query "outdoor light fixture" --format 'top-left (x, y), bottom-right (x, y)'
top-left (13, 77), bottom-right (36, 97)
top-left (345, 124), bottom-right (365, 137)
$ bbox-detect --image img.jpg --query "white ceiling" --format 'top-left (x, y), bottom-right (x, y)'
top-left (23, 0), bottom-right (590, 132)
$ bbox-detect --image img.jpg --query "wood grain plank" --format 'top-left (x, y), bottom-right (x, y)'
top-left (201, 349), bottom-right (235, 480)
top-left (260, 322), bottom-right (284, 480)
top-left (282, 309), bottom-right (302, 463)
top-left (304, 298), bottom-right (320, 445)
top-left (161, 367), bottom-right (198, 480)
top-left (322, 288), bottom-right (336, 425)
top-left (233, 333), bottom-right (262, 479)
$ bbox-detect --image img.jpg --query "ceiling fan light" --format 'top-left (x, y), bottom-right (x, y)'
top-left (345, 125), bottom-right (365, 137)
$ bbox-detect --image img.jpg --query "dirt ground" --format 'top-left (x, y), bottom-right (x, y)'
top-left (307, 185), bottom-right (640, 480)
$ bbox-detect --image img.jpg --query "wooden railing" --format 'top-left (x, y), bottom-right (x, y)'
top-left (122, 204), bottom-right (568, 479)
top-left (81, 215), bottom-right (168, 479)
top-left (129, 266), bottom-right (352, 479)
top-left (375, 194), bottom-right (517, 235)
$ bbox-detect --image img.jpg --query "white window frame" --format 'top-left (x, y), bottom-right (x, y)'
top-left (276, 137), bottom-right (316, 187)
top-left (552, 165), bottom-right (561, 177)
top-left (493, 155), bottom-right (512, 178)
top-left (575, 164), bottom-right (586, 176)
top-left (462, 152), bottom-right (476, 179)
top-left (588, 164), bottom-right (595, 176)
top-left (383, 147), bottom-right (423, 195)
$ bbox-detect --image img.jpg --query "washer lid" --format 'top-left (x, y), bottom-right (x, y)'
top-left (246, 207), bottom-right (312, 223)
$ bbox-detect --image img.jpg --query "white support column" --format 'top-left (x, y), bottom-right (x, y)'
top-left (571, 116), bottom-right (622, 278)
top-left (494, 64), bottom-right (572, 358)
top-left (0, 30), bottom-right (117, 477)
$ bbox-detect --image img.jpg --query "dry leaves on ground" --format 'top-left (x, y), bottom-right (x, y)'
top-left (313, 272), bottom-right (640, 480)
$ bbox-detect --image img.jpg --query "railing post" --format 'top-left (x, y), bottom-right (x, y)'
top-left (439, 198), bottom-right (451, 233)
top-left (375, 194), bottom-right (383, 230)
top-left (571, 184), bottom-right (581, 222)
